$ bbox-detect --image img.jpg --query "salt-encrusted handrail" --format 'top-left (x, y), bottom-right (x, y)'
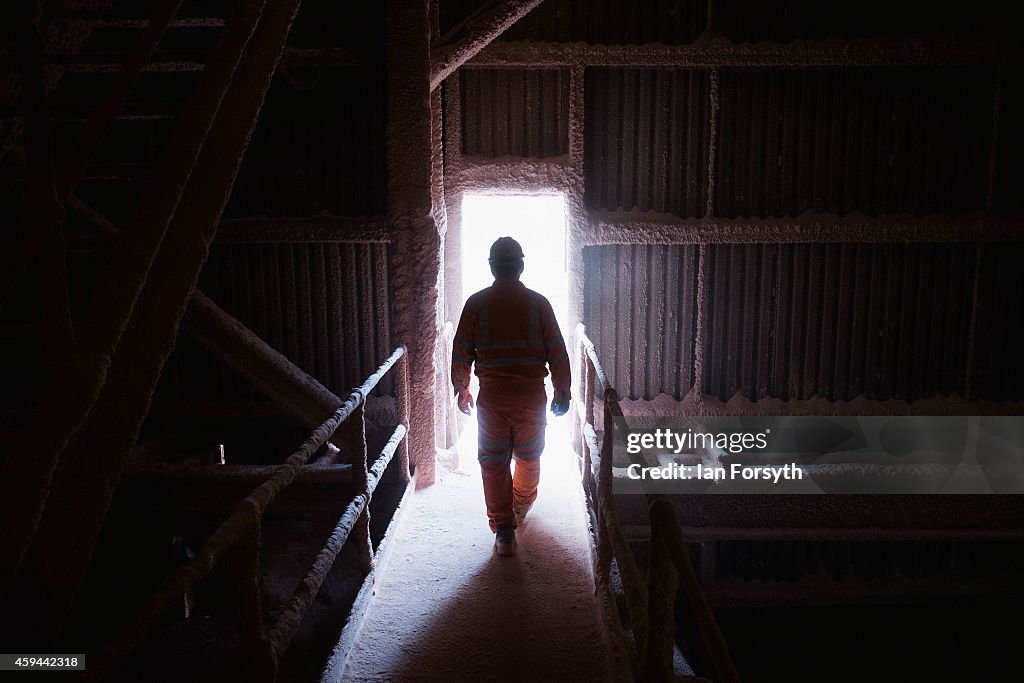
top-left (88, 346), bottom-right (409, 682)
top-left (574, 324), bottom-right (738, 682)
top-left (267, 424), bottom-right (407, 657)
top-left (575, 322), bottom-right (609, 393)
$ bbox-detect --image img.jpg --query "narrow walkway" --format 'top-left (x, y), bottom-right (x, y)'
top-left (328, 421), bottom-right (617, 682)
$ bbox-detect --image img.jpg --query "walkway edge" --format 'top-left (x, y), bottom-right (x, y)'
top-left (581, 470), bottom-right (637, 682)
top-left (320, 474), bottom-right (419, 683)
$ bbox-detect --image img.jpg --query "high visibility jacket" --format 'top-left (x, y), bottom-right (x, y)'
top-left (451, 280), bottom-right (571, 397)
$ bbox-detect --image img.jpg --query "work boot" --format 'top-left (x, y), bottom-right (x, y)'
top-left (494, 525), bottom-right (516, 556)
top-left (513, 502), bottom-right (533, 528)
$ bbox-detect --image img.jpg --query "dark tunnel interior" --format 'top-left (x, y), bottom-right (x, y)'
top-left (1, 1), bottom-right (1022, 681)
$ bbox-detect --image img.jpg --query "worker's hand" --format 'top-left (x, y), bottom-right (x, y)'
top-left (457, 387), bottom-right (475, 415)
top-left (550, 392), bottom-right (570, 417)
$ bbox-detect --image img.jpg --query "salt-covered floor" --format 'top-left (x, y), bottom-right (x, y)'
top-left (327, 415), bottom-right (617, 682)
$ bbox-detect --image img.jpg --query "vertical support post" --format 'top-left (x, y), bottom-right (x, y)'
top-left (442, 74), bottom-right (463, 326)
top-left (397, 349), bottom-right (412, 482)
top-left (645, 507), bottom-right (679, 682)
top-left (596, 388), bottom-right (618, 584)
top-left (571, 337), bottom-right (583, 458)
top-left (595, 494), bottom-right (612, 587)
top-left (228, 518), bottom-right (274, 683)
top-left (566, 64), bottom-right (587, 333)
top-left (350, 403), bottom-right (373, 574)
top-left (585, 356), bottom-right (597, 426)
top-left (387, 0), bottom-right (440, 489)
top-left (693, 243), bottom-right (708, 407)
top-left (601, 388), bottom-right (616, 487)
top-left (705, 68), bottom-right (719, 221)
top-left (583, 355), bottom-right (597, 488)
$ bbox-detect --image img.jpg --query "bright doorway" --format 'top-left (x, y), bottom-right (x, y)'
top-left (457, 193), bottom-right (574, 481)
top-left (460, 193), bottom-right (568, 332)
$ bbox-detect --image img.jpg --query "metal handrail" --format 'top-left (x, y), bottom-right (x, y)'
top-left (574, 325), bottom-right (739, 682)
top-left (88, 346), bottom-right (410, 682)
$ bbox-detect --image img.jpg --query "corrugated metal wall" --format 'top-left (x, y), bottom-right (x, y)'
top-left (164, 242), bottom-right (393, 400)
top-left (440, 0), bottom-right (707, 44)
top-left (584, 69), bottom-right (710, 215)
top-left (715, 68), bottom-right (994, 218)
top-left (702, 243), bottom-right (976, 402)
top-left (576, 60), bottom-right (1015, 403)
top-left (583, 243), bottom-right (978, 402)
top-left (714, 0), bottom-right (1005, 42)
top-left (973, 242), bottom-right (1024, 401)
top-left (460, 69), bottom-right (569, 157)
top-left (583, 245), bottom-right (699, 400)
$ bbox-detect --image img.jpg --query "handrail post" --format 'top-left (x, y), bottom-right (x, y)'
top-left (653, 496), bottom-right (741, 683)
top-left (646, 503), bottom-right (680, 682)
top-left (571, 336), bottom-right (583, 462)
top-left (86, 346), bottom-right (409, 681)
top-left (397, 345), bottom-right (412, 482)
top-left (583, 354), bottom-right (597, 488)
top-left (350, 401), bottom-right (373, 575)
top-left (229, 515), bottom-right (274, 683)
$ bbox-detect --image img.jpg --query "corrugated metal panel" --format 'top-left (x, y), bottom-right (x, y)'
top-left (460, 69), bottom-right (569, 157)
top-left (440, 0), bottom-right (706, 44)
top-left (225, 69), bottom-right (387, 218)
top-left (703, 243), bottom-right (976, 402)
top-left (715, 68), bottom-right (995, 218)
top-left (167, 242), bottom-right (393, 399)
top-left (583, 244), bottom-right (699, 400)
top-left (585, 68), bottom-right (710, 216)
top-left (972, 242), bottom-right (1024, 401)
top-left (994, 67), bottom-right (1023, 213)
top-left (715, 0), bottom-right (1011, 43)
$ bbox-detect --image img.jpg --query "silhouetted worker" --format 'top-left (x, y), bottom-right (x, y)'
top-left (452, 236), bottom-right (571, 556)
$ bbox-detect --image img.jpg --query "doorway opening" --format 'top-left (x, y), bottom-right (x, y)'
top-left (460, 193), bottom-right (568, 331)
top-left (457, 193), bottom-right (574, 482)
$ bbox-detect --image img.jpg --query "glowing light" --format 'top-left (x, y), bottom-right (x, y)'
top-left (461, 193), bottom-right (568, 332)
top-left (459, 193), bottom-right (576, 483)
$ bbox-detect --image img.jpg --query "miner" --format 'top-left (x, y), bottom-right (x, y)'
top-left (451, 236), bottom-right (571, 556)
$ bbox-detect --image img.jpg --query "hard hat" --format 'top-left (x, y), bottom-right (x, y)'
top-left (488, 236), bottom-right (525, 262)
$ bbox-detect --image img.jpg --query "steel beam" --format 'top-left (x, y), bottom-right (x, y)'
top-left (0, 0), bottom-right (274, 637)
top-left (182, 290), bottom-right (345, 430)
top-left (16, 0), bottom-right (305, 640)
top-left (429, 0), bottom-right (545, 90)
top-left (388, 0), bottom-right (440, 487)
top-left (467, 36), bottom-right (1022, 69)
top-left (216, 215), bottom-right (390, 243)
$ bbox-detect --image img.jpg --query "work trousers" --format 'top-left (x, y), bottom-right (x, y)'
top-left (476, 382), bottom-right (547, 532)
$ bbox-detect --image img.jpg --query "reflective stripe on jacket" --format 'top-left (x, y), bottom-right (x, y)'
top-left (451, 280), bottom-right (570, 396)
